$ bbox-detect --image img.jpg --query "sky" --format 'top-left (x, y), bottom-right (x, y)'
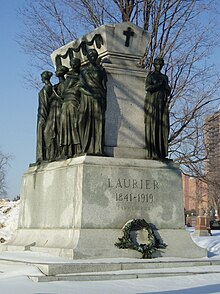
top-left (0, 1), bottom-right (220, 200)
top-left (0, 1), bottom-right (37, 199)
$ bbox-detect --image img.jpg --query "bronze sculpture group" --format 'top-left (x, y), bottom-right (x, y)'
top-left (36, 51), bottom-right (170, 163)
top-left (36, 49), bottom-right (107, 163)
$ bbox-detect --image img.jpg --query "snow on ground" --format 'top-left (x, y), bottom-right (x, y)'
top-left (187, 226), bottom-right (220, 257)
top-left (0, 200), bottom-right (220, 293)
top-left (0, 199), bottom-right (20, 243)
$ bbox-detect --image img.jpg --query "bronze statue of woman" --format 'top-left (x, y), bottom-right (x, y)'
top-left (44, 65), bottom-right (69, 161)
top-left (144, 57), bottom-right (171, 159)
top-left (78, 48), bottom-right (107, 155)
top-left (59, 58), bottom-right (82, 158)
top-left (36, 71), bottom-right (53, 163)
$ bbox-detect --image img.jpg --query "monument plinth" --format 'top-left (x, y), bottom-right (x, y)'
top-left (1, 22), bottom-right (206, 259)
top-left (6, 156), bottom-right (204, 258)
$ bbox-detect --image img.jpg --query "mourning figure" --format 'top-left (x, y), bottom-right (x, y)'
top-left (36, 48), bottom-right (108, 163)
top-left (78, 49), bottom-right (107, 155)
top-left (44, 65), bottom-right (69, 161)
top-left (36, 71), bottom-right (53, 163)
top-left (144, 57), bottom-right (171, 159)
top-left (59, 58), bottom-right (82, 158)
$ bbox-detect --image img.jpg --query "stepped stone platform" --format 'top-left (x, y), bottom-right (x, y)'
top-left (0, 252), bottom-right (220, 282)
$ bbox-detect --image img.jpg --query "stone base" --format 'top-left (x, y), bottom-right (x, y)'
top-left (1, 156), bottom-right (206, 259)
top-left (104, 146), bottom-right (146, 159)
top-left (2, 228), bottom-right (205, 259)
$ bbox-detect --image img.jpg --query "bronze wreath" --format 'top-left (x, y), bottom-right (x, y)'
top-left (115, 219), bottom-right (167, 258)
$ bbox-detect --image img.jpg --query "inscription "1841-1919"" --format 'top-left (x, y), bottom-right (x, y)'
top-left (107, 178), bottom-right (159, 203)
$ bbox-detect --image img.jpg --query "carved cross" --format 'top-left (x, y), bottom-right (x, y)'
top-left (123, 27), bottom-right (134, 47)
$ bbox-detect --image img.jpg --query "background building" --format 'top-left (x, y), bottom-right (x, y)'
top-left (204, 110), bottom-right (220, 217)
top-left (182, 109), bottom-right (220, 223)
top-left (182, 175), bottom-right (208, 216)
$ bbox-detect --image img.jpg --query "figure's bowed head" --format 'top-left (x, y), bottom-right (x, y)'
top-left (41, 71), bottom-right (53, 83)
top-left (70, 58), bottom-right (81, 73)
top-left (87, 49), bottom-right (99, 65)
top-left (55, 65), bottom-right (69, 78)
top-left (153, 57), bottom-right (164, 73)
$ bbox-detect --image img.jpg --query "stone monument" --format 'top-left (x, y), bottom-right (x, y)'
top-left (1, 22), bottom-right (205, 259)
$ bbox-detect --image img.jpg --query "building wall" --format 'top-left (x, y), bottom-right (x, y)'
top-left (182, 110), bottom-right (220, 218)
top-left (182, 174), bottom-right (208, 215)
top-left (204, 110), bottom-right (220, 216)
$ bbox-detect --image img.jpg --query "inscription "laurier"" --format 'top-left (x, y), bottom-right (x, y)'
top-left (107, 178), bottom-right (159, 190)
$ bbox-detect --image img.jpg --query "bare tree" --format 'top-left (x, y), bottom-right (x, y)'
top-left (18, 0), bottom-right (220, 177)
top-left (18, 0), bottom-right (78, 70)
top-left (0, 151), bottom-right (11, 198)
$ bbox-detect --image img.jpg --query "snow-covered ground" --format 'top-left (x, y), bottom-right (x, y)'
top-left (0, 200), bottom-right (220, 293)
top-left (0, 199), bottom-right (20, 243)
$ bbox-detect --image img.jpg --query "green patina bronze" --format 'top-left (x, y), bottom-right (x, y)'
top-left (55, 34), bottom-right (104, 67)
top-left (144, 57), bottom-right (171, 159)
top-left (44, 65), bottom-right (69, 162)
top-left (59, 58), bottom-right (82, 158)
top-left (115, 219), bottom-right (167, 259)
top-left (36, 71), bottom-right (53, 163)
top-left (36, 47), bottom-right (107, 163)
top-left (78, 48), bottom-right (107, 155)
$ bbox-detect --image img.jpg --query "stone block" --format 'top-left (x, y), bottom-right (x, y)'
top-left (103, 64), bottom-right (146, 156)
top-left (18, 156), bottom-right (184, 230)
top-left (3, 156), bottom-right (206, 258)
top-left (51, 22), bottom-right (151, 67)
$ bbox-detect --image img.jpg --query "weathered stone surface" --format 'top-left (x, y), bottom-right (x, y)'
top-left (103, 64), bottom-right (146, 157)
top-left (51, 22), bottom-right (151, 67)
top-left (3, 156), bottom-right (205, 259)
top-left (18, 157), bottom-right (184, 230)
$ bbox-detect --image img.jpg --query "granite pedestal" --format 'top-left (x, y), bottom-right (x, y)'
top-left (2, 156), bottom-right (205, 258)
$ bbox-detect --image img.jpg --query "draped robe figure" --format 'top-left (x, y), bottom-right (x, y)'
top-left (144, 57), bottom-right (171, 159)
top-left (36, 71), bottom-right (53, 163)
top-left (44, 66), bottom-right (69, 161)
top-left (59, 58), bottom-right (81, 158)
top-left (78, 49), bottom-right (107, 155)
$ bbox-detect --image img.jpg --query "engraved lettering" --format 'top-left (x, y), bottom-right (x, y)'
top-left (140, 179), bottom-right (143, 189)
top-left (123, 179), bottom-right (130, 188)
top-left (108, 176), bottom-right (159, 205)
top-left (133, 179), bottom-right (138, 188)
top-left (145, 180), bottom-right (151, 189)
top-left (108, 178), bottom-right (114, 188)
top-left (115, 192), bottom-right (154, 203)
top-left (108, 178), bottom-right (159, 189)
top-left (154, 180), bottom-right (159, 189)
top-left (116, 193), bottom-right (123, 201)
top-left (116, 179), bottom-right (122, 188)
